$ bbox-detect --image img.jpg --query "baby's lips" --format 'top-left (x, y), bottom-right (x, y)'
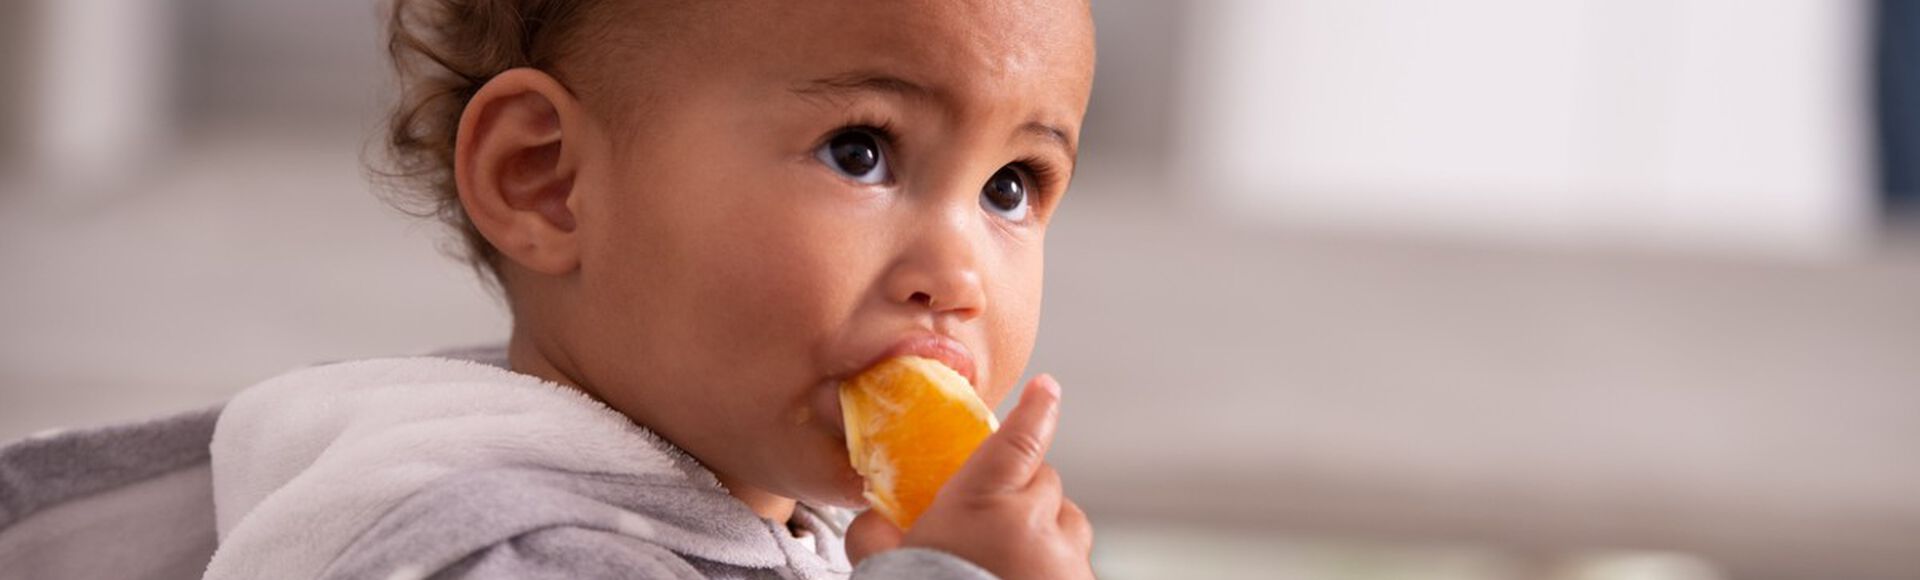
top-left (823, 332), bottom-right (975, 443)
top-left (872, 333), bottom-right (977, 387)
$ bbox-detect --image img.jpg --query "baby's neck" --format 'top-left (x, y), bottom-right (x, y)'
top-left (504, 331), bottom-right (799, 524)
top-left (717, 475), bottom-right (799, 523)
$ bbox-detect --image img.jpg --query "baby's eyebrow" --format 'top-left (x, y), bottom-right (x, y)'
top-left (791, 72), bottom-right (1078, 160)
top-left (790, 72), bottom-right (934, 103)
top-left (1021, 121), bottom-right (1076, 160)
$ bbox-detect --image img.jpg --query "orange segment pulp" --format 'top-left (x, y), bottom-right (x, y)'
top-left (840, 355), bottom-right (999, 529)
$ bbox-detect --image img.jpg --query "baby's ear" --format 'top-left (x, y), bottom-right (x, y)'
top-left (453, 68), bottom-right (587, 276)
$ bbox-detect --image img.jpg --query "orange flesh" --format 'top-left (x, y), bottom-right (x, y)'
top-left (839, 356), bottom-right (998, 529)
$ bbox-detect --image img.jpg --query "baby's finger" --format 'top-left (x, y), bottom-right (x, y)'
top-left (1027, 463), bottom-right (1064, 515)
top-left (950, 374), bottom-right (1061, 495)
top-left (1060, 497), bottom-right (1093, 555)
top-left (845, 509), bottom-right (904, 565)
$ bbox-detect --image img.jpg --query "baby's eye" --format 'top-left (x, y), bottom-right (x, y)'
top-left (815, 129), bottom-right (890, 185)
top-left (980, 165), bottom-right (1031, 221)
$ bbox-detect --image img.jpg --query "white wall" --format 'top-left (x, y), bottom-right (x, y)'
top-left (1176, 0), bottom-right (1873, 257)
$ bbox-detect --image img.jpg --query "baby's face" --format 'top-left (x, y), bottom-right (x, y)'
top-left (556, 0), bottom-right (1093, 507)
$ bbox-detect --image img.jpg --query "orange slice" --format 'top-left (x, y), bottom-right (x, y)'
top-left (840, 355), bottom-right (999, 529)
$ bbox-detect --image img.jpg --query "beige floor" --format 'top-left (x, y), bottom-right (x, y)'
top-left (3, 124), bottom-right (1917, 579)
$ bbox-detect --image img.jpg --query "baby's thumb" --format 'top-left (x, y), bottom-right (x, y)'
top-left (951, 374), bottom-right (1061, 494)
top-left (845, 509), bottom-right (904, 565)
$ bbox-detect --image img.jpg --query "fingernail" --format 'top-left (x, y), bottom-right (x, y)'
top-left (1035, 374), bottom-right (1061, 399)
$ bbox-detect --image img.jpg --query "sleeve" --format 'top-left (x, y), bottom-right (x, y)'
top-left (852, 547), bottom-right (1000, 580)
top-left (428, 526), bottom-right (708, 580)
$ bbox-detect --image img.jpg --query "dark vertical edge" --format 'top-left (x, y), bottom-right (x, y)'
top-left (1876, 0), bottom-right (1920, 213)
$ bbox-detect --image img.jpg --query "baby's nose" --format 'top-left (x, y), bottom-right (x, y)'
top-left (883, 211), bottom-right (986, 320)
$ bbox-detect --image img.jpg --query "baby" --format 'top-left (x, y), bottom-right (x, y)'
top-left (204, 1), bottom-right (1095, 579)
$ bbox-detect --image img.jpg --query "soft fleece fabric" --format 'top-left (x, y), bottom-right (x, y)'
top-left (206, 351), bottom-right (993, 579)
top-left (0, 406), bottom-right (222, 580)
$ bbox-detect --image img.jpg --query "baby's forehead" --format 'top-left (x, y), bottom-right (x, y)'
top-left (567, 0), bottom-right (1094, 148)
top-left (591, 0), bottom-right (1094, 98)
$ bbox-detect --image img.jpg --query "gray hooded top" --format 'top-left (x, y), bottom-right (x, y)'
top-left (203, 351), bottom-right (995, 580)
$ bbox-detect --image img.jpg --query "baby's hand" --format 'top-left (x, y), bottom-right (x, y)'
top-left (847, 375), bottom-right (1094, 580)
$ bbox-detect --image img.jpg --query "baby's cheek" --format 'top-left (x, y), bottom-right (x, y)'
top-left (988, 323), bottom-right (1038, 406)
top-left (985, 259), bottom-right (1045, 406)
top-left (731, 215), bottom-right (873, 338)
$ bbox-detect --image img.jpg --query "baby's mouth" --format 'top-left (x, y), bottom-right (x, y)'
top-left (818, 335), bottom-right (978, 444)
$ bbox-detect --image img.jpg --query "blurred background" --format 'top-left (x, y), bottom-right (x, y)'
top-left (2, 1), bottom-right (1916, 579)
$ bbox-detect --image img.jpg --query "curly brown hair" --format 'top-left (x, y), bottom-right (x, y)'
top-left (374, 0), bottom-right (609, 286)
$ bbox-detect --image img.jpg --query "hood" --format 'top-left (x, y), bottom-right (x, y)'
top-left (205, 354), bottom-right (712, 579)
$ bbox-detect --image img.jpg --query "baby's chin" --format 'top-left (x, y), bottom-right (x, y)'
top-left (773, 386), bottom-right (868, 508)
top-left (804, 488), bottom-right (870, 510)
top-left (771, 449), bottom-right (870, 510)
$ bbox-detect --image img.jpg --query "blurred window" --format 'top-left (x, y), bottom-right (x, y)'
top-left (1879, 0), bottom-right (1920, 209)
